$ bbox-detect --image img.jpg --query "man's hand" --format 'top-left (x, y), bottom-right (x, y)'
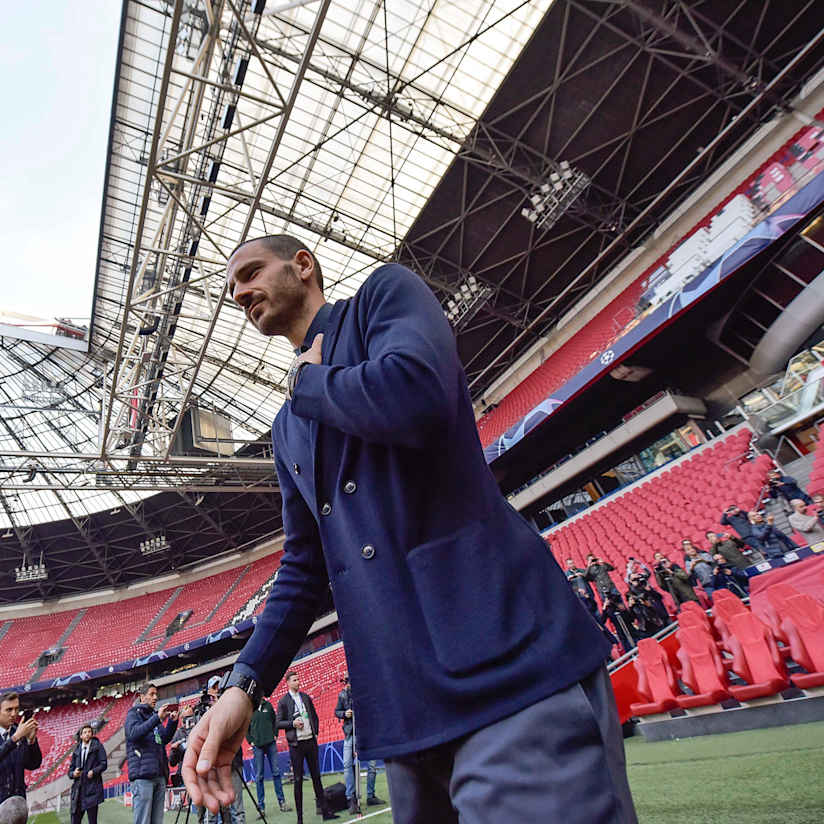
top-left (73, 768), bottom-right (82, 779)
top-left (12, 718), bottom-right (37, 743)
top-left (345, 709), bottom-right (353, 719)
top-left (181, 687), bottom-right (253, 814)
top-left (293, 718), bottom-right (304, 729)
top-left (296, 333), bottom-right (323, 367)
top-left (158, 705), bottom-right (171, 722)
top-left (87, 770), bottom-right (94, 779)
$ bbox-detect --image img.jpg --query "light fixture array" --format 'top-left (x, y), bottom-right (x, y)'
top-left (140, 535), bottom-right (170, 556)
top-left (520, 161), bottom-right (591, 232)
top-left (445, 276), bottom-right (494, 330)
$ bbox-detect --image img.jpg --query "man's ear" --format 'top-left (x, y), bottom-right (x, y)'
top-left (294, 249), bottom-right (316, 285)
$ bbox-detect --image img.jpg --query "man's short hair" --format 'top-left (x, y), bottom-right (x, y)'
top-left (138, 682), bottom-right (157, 696)
top-left (79, 724), bottom-right (93, 735)
top-left (230, 235), bottom-right (323, 292)
top-left (0, 691), bottom-right (19, 707)
top-left (285, 670), bottom-right (298, 681)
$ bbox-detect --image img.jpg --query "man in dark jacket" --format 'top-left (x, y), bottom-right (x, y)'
top-left (69, 725), bottom-right (107, 824)
top-left (182, 237), bottom-right (634, 823)
top-left (276, 672), bottom-right (336, 823)
top-left (0, 692), bottom-right (42, 807)
top-left (247, 696), bottom-right (289, 814)
top-left (125, 683), bottom-right (178, 824)
top-left (767, 469), bottom-right (812, 506)
top-left (710, 555), bottom-right (750, 598)
top-left (720, 505), bottom-right (758, 546)
top-left (584, 555), bottom-right (622, 600)
top-left (334, 675), bottom-right (384, 814)
top-left (653, 553), bottom-right (699, 608)
top-left (706, 531), bottom-right (751, 570)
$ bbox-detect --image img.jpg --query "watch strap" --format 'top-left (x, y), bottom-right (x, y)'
top-left (219, 670), bottom-right (262, 706)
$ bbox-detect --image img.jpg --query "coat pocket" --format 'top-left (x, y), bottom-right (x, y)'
top-left (407, 520), bottom-right (538, 675)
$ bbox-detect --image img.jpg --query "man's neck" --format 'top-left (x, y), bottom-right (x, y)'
top-left (286, 295), bottom-right (326, 350)
top-left (289, 688), bottom-right (300, 698)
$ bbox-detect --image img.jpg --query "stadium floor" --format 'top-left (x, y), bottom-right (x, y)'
top-left (33, 721), bottom-right (824, 823)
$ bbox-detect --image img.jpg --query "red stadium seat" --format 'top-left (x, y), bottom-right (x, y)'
top-left (711, 589), bottom-right (749, 648)
top-left (779, 594), bottom-right (824, 688)
top-left (726, 613), bottom-right (789, 700)
top-left (675, 626), bottom-right (731, 708)
top-left (629, 638), bottom-right (680, 716)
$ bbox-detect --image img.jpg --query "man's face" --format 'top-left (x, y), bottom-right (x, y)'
top-left (707, 532), bottom-right (718, 544)
top-left (80, 726), bottom-right (93, 743)
top-left (654, 552), bottom-right (664, 562)
top-left (751, 512), bottom-right (763, 523)
top-left (727, 506), bottom-right (739, 515)
top-left (0, 698), bottom-right (19, 729)
top-left (226, 241), bottom-right (309, 337)
top-left (141, 687), bottom-right (158, 708)
top-left (287, 674), bottom-right (300, 691)
top-left (713, 554), bottom-right (725, 565)
top-left (685, 545), bottom-right (696, 557)
top-left (565, 559), bottom-right (575, 569)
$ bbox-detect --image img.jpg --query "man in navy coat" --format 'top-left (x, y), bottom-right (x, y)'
top-left (182, 236), bottom-right (637, 823)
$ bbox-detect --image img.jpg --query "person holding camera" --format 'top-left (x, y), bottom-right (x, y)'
top-left (720, 505), bottom-right (758, 546)
top-left (584, 554), bottom-right (622, 600)
top-left (626, 569), bottom-right (669, 626)
top-left (598, 593), bottom-right (636, 653)
top-left (705, 531), bottom-right (751, 570)
top-left (788, 498), bottom-right (824, 543)
top-left (247, 696), bottom-right (290, 815)
top-left (747, 510), bottom-right (797, 558)
top-left (766, 469), bottom-right (812, 507)
top-left (564, 559), bottom-right (598, 616)
top-left (653, 552), bottom-right (699, 609)
top-left (0, 692), bottom-right (41, 810)
top-left (276, 672), bottom-right (337, 823)
top-left (710, 555), bottom-right (749, 598)
top-left (68, 724), bottom-right (107, 824)
top-left (334, 674), bottom-right (384, 814)
top-left (125, 683), bottom-right (178, 824)
top-left (682, 540), bottom-right (716, 597)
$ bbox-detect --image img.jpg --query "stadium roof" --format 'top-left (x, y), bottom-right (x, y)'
top-left (2, 0), bottom-right (824, 603)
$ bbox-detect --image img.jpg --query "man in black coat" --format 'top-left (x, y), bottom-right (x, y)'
top-left (276, 671), bottom-right (336, 823)
top-left (69, 725), bottom-right (107, 824)
top-left (0, 692), bottom-right (42, 807)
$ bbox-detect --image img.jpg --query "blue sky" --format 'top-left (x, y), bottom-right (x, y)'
top-left (1, 2), bottom-right (122, 321)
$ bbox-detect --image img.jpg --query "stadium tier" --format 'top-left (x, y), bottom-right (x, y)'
top-left (546, 428), bottom-right (766, 591)
top-left (1, 554), bottom-right (282, 689)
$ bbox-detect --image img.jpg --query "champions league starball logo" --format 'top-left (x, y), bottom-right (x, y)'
top-left (600, 349), bottom-right (616, 365)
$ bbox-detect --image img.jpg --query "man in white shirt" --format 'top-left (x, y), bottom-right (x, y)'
top-left (788, 498), bottom-right (824, 544)
top-left (275, 672), bottom-right (336, 823)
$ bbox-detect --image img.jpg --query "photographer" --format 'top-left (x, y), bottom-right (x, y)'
top-left (0, 692), bottom-right (41, 808)
top-left (682, 541), bottom-right (715, 597)
top-left (584, 554), bottom-right (621, 600)
top-left (125, 684), bottom-right (178, 824)
top-left (705, 531), bottom-right (751, 570)
top-left (68, 725), bottom-right (106, 824)
top-left (626, 569), bottom-right (668, 626)
top-left (564, 559), bottom-right (597, 616)
top-left (720, 505), bottom-right (758, 547)
top-left (788, 498), bottom-right (824, 544)
top-left (710, 555), bottom-right (749, 598)
top-left (766, 469), bottom-right (812, 507)
top-left (624, 556), bottom-right (651, 584)
top-left (334, 675), bottom-right (383, 814)
top-left (653, 552), bottom-right (699, 609)
top-left (598, 593), bottom-right (636, 654)
top-left (747, 511), bottom-right (797, 559)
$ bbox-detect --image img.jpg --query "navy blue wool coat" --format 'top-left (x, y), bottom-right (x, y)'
top-left (234, 264), bottom-right (609, 760)
top-left (68, 737), bottom-right (107, 811)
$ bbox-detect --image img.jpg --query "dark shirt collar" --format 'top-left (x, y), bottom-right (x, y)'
top-left (295, 302), bottom-right (332, 354)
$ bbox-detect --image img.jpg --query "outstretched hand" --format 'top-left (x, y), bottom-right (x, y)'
top-left (181, 688), bottom-right (253, 814)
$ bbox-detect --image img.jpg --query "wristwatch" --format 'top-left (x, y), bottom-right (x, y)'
top-left (285, 359), bottom-right (309, 400)
top-left (218, 670), bottom-right (262, 706)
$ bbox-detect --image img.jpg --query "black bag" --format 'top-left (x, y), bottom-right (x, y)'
top-left (324, 782), bottom-right (348, 812)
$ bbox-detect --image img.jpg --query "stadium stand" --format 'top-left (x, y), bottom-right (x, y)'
top-left (3, 553), bottom-right (282, 688)
top-left (546, 427), bottom-right (764, 598)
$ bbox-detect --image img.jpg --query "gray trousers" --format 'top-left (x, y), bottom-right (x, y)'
top-left (385, 666), bottom-right (637, 824)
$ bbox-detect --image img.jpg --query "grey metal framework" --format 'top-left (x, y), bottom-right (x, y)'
top-left (1, 0), bottom-right (823, 603)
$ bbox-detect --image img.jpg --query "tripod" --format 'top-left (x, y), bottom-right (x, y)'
top-left (172, 765), bottom-right (269, 824)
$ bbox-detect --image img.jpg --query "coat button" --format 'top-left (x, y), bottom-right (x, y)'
top-left (293, 463), bottom-right (300, 474)
top-left (343, 480), bottom-right (357, 494)
top-left (320, 503), bottom-right (332, 516)
top-left (360, 544), bottom-right (375, 560)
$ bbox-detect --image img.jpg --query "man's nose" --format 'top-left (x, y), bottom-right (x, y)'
top-left (233, 285), bottom-right (254, 307)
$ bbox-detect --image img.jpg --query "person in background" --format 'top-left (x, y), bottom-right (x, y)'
top-left (653, 552), bottom-right (699, 608)
top-left (247, 696), bottom-right (290, 815)
top-left (68, 724), bottom-right (107, 824)
top-left (766, 469), bottom-right (812, 507)
top-left (565, 558), bottom-right (597, 613)
top-left (598, 593), bottom-right (636, 653)
top-left (720, 505), bottom-right (759, 548)
top-left (788, 498), bottom-right (824, 544)
top-left (812, 493), bottom-right (824, 527)
top-left (334, 675), bottom-right (384, 814)
top-left (682, 541), bottom-right (716, 598)
top-left (585, 554), bottom-right (622, 601)
top-left (747, 511), bottom-right (797, 558)
top-left (0, 693), bottom-right (41, 809)
top-left (705, 531), bottom-right (751, 570)
top-left (710, 555), bottom-right (749, 598)
top-left (125, 684), bottom-right (178, 824)
top-left (624, 556), bottom-right (651, 583)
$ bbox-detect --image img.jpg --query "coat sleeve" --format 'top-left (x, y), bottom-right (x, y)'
top-left (334, 691), bottom-right (346, 720)
top-left (159, 718), bottom-right (178, 745)
top-left (125, 709), bottom-right (160, 742)
top-left (68, 748), bottom-right (78, 778)
top-left (290, 265), bottom-right (459, 449)
top-left (23, 738), bottom-right (42, 770)
top-left (93, 743), bottom-right (107, 776)
top-left (233, 448), bottom-right (329, 694)
top-left (276, 696), bottom-right (294, 731)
